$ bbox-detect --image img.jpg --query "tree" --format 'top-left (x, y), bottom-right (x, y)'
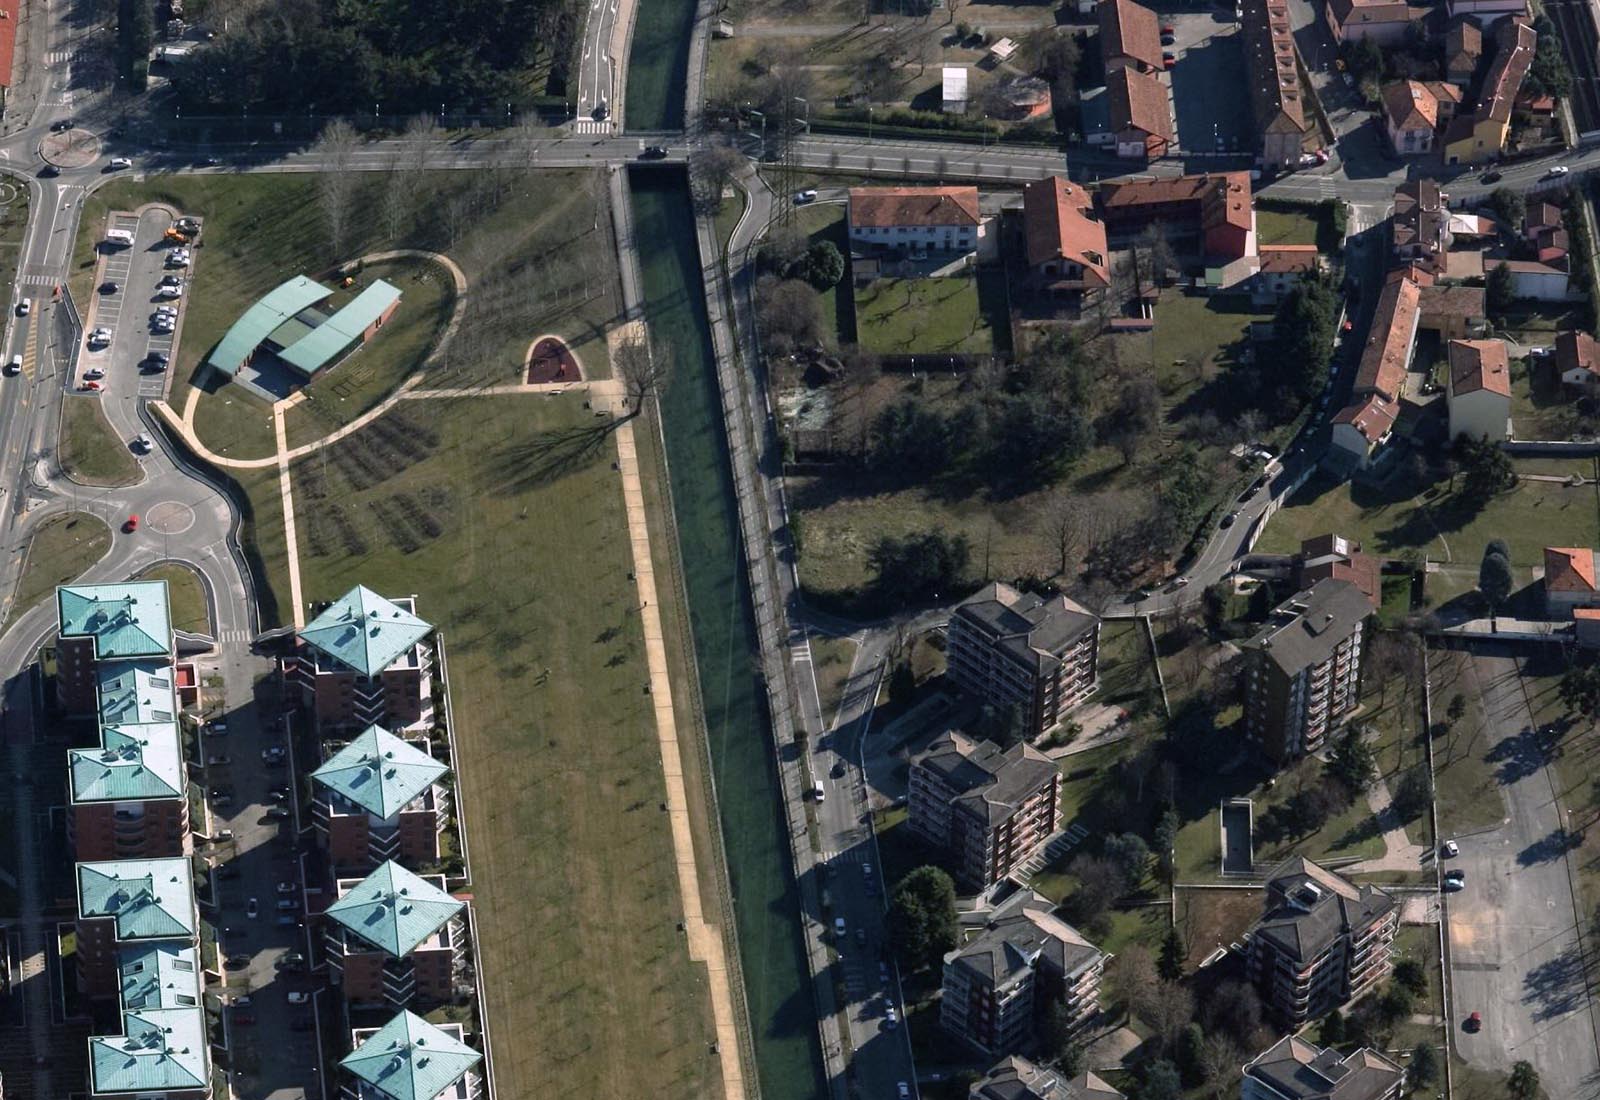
top-left (1104, 832), bottom-right (1152, 892)
top-left (1153, 809), bottom-right (1181, 883)
top-left (868, 530), bottom-right (970, 608)
top-left (1457, 436), bottom-right (1516, 506)
top-left (1139, 1059), bottom-right (1182, 1100)
top-left (1023, 26), bottom-right (1081, 82)
top-left (1177, 1023), bottom-right (1207, 1086)
top-left (615, 332), bottom-right (672, 415)
top-left (757, 225), bottom-right (809, 275)
top-left (1508, 1060), bottom-right (1540, 1100)
top-left (1487, 261), bottom-right (1516, 322)
top-left (1038, 997), bottom-right (1087, 1071)
top-left (1108, 945), bottom-right (1162, 1026)
top-left (1410, 1043), bottom-right (1439, 1088)
top-left (1145, 980), bottom-right (1195, 1053)
top-left (1328, 727), bottom-right (1377, 793)
top-left (1393, 957), bottom-right (1427, 997)
top-left (982, 394), bottom-right (1092, 493)
top-left (1448, 693), bottom-right (1467, 725)
top-left (799, 241), bottom-right (845, 289)
top-left (313, 120), bottom-right (362, 259)
top-left (1319, 1009), bottom-right (1346, 1046)
top-left (1159, 926), bottom-right (1185, 981)
top-left (1044, 490), bottom-right (1087, 579)
top-left (1478, 549), bottom-right (1514, 609)
top-left (1488, 187), bottom-right (1527, 233)
top-left (1375, 982), bottom-right (1414, 1030)
top-left (885, 866), bottom-right (957, 971)
top-left (688, 142), bottom-right (745, 214)
top-left (1391, 765), bottom-right (1432, 822)
top-left (887, 661), bottom-right (916, 707)
top-left (1106, 374), bottom-right (1161, 466)
top-left (1202, 979), bottom-right (1263, 1047)
top-left (1273, 277), bottom-right (1340, 403)
top-left (1061, 855), bottom-right (1122, 936)
top-left (1558, 664), bottom-right (1600, 719)
top-left (756, 277), bottom-right (825, 353)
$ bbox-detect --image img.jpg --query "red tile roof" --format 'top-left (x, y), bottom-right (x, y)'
top-left (1022, 176), bottom-right (1110, 286)
top-left (1098, 0), bottom-right (1166, 71)
top-left (1557, 329), bottom-right (1600, 379)
top-left (1355, 276), bottom-right (1421, 401)
top-left (1259, 244), bottom-right (1320, 274)
top-left (1383, 80), bottom-right (1441, 131)
top-left (0, 0), bottom-right (18, 88)
top-left (1478, 18), bottom-right (1535, 126)
top-left (1448, 338), bottom-right (1510, 397)
top-left (1108, 66), bottom-right (1173, 140)
top-left (1574, 607), bottom-right (1600, 620)
top-left (847, 186), bottom-right (981, 229)
top-left (1327, 0), bottom-right (1417, 33)
top-left (1333, 394), bottom-right (1399, 443)
top-left (1545, 547), bottom-right (1597, 593)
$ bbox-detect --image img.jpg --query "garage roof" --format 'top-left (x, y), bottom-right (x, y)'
top-left (207, 276), bottom-right (334, 376)
top-left (277, 279), bottom-right (401, 376)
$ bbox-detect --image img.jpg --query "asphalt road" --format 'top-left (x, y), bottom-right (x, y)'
top-left (1448, 647), bottom-right (1600, 1100)
top-left (575, 0), bottom-right (619, 132)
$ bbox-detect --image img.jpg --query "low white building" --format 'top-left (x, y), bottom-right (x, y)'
top-left (1446, 338), bottom-right (1511, 442)
top-left (1503, 259), bottom-right (1573, 302)
top-left (1328, 395), bottom-right (1398, 472)
top-left (943, 67), bottom-right (969, 114)
top-left (847, 186), bottom-right (984, 258)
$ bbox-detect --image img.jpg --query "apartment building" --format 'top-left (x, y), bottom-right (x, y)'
top-left (1327, 273), bottom-right (1422, 473)
top-left (1097, 173), bottom-right (1255, 262)
top-left (69, 721), bottom-right (189, 861)
top-left (57, 581), bottom-right (174, 714)
top-left (1022, 176), bottom-right (1109, 296)
top-left (288, 585), bottom-right (435, 732)
top-left (324, 861), bottom-right (467, 1009)
top-left (1241, 0), bottom-right (1311, 168)
top-left (312, 724), bottom-right (450, 872)
top-left (1107, 66), bottom-right (1174, 159)
top-left (1242, 1035), bottom-right (1405, 1100)
top-left (1391, 179), bottom-right (1449, 265)
top-left (909, 730), bottom-right (1061, 890)
top-left (1446, 338), bottom-right (1511, 442)
top-left (1246, 858), bottom-right (1397, 1026)
top-left (946, 582), bottom-right (1099, 743)
top-left (972, 1056), bottom-right (1125, 1100)
top-left (846, 186), bottom-right (984, 256)
top-left (941, 889), bottom-right (1106, 1055)
top-left (76, 857), bottom-right (198, 997)
top-left (1242, 579), bottom-right (1372, 761)
top-left (342, 1011), bottom-right (483, 1100)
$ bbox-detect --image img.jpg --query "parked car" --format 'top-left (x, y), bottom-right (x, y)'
top-left (1441, 840), bottom-right (1459, 857)
top-left (897, 1083), bottom-right (911, 1099)
top-left (266, 806), bottom-right (291, 820)
top-left (1465, 1011), bottom-right (1482, 1032)
top-left (1162, 52), bottom-right (1176, 68)
top-left (207, 754), bottom-right (230, 766)
top-left (833, 917), bottom-right (846, 938)
top-left (84, 367), bottom-right (104, 380)
top-left (225, 953), bottom-right (250, 969)
top-left (883, 1006), bottom-right (899, 1031)
top-left (287, 991), bottom-right (311, 1005)
top-left (156, 285), bottom-right (183, 299)
top-left (277, 952), bottom-right (307, 970)
top-left (794, 189), bottom-right (818, 204)
top-left (277, 881), bottom-right (296, 894)
top-left (245, 898), bottom-right (258, 919)
top-left (51, 118), bottom-right (75, 131)
top-left (276, 898), bottom-right (299, 911)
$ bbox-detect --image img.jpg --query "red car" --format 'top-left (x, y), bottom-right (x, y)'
top-left (1160, 22), bottom-right (1175, 32)
top-left (80, 381), bottom-right (102, 392)
top-left (124, 515), bottom-right (139, 533)
top-left (1162, 53), bottom-right (1176, 68)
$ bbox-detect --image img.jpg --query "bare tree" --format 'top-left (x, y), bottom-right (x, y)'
top-left (314, 120), bottom-right (361, 259)
top-left (1044, 490), bottom-right (1087, 579)
top-left (404, 113), bottom-right (440, 178)
top-left (382, 152), bottom-right (409, 244)
top-left (616, 332), bottom-right (673, 415)
top-left (512, 114), bottom-right (548, 170)
top-left (688, 141), bottom-right (745, 214)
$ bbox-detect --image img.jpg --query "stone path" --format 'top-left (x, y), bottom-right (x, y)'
top-left (1347, 774), bottom-right (1429, 874)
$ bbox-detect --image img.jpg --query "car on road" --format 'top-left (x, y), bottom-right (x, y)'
top-left (1443, 870), bottom-right (1466, 891)
top-left (1162, 52), bottom-right (1176, 68)
top-left (276, 915), bottom-right (299, 926)
top-left (639, 145), bottom-right (669, 159)
top-left (212, 829), bottom-right (235, 843)
top-left (1528, 345), bottom-right (1552, 357)
top-left (51, 118), bottom-right (75, 131)
top-left (262, 746), bottom-right (286, 762)
top-left (277, 881), bottom-right (296, 893)
top-left (287, 991), bottom-right (311, 1005)
top-left (123, 514), bottom-right (138, 532)
top-left (593, 100), bottom-right (609, 121)
top-left (245, 898), bottom-right (259, 919)
top-left (4, 356), bottom-right (18, 376)
top-left (834, 917), bottom-right (846, 938)
top-left (1220, 511), bottom-right (1238, 529)
top-left (1441, 840), bottom-right (1459, 857)
top-left (37, 164), bottom-right (57, 178)
top-left (84, 367), bottom-right (104, 380)
top-left (794, 189), bottom-right (818, 204)
top-left (225, 953), bottom-right (250, 969)
top-left (232, 995), bottom-right (253, 1007)
top-left (81, 380), bottom-right (103, 392)
top-left (268, 789), bottom-right (289, 802)
top-left (207, 754), bottom-right (230, 766)
top-left (1465, 1011), bottom-right (1482, 1032)
top-left (15, 300), bottom-right (28, 317)
top-left (883, 1006), bottom-right (898, 1030)
top-left (830, 760), bottom-right (845, 778)
top-left (897, 1083), bottom-right (910, 1099)
top-left (132, 433), bottom-right (152, 452)
top-left (1546, 165), bottom-right (1570, 178)
top-left (1481, 169), bottom-right (1502, 183)
top-left (107, 157), bottom-right (133, 170)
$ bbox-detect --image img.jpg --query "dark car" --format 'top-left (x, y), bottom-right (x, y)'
top-left (217, 865), bottom-right (241, 880)
top-left (1481, 169), bottom-right (1502, 184)
top-left (37, 164), bottom-right (58, 178)
top-left (1220, 512), bottom-right (1238, 529)
top-left (51, 118), bottom-right (75, 132)
top-left (639, 145), bottom-right (668, 160)
top-left (593, 101), bottom-right (609, 121)
top-left (225, 953), bottom-right (251, 969)
top-left (99, 281), bottom-right (118, 294)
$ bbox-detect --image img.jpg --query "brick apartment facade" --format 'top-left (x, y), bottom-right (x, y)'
top-left (312, 725), bottom-right (450, 873)
top-left (1242, 579), bottom-right (1372, 762)
top-left (945, 582), bottom-right (1099, 744)
top-left (909, 730), bottom-right (1062, 891)
top-left (1246, 858), bottom-right (1397, 1026)
top-left (323, 862), bottom-right (467, 1009)
top-left (288, 586), bottom-right (434, 733)
top-left (941, 889), bottom-right (1105, 1055)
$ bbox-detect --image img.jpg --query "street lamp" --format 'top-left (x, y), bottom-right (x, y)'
top-left (792, 95), bottom-right (809, 133)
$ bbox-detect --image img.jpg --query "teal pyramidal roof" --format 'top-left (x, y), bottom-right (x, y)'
top-left (90, 1008), bottom-right (208, 1095)
top-left (299, 585), bottom-right (431, 676)
top-left (58, 582), bottom-right (172, 659)
top-left (313, 725), bottom-right (446, 819)
top-left (70, 723), bottom-right (184, 804)
top-left (326, 861), bottom-right (463, 957)
top-left (342, 1011), bottom-right (481, 1100)
top-left (77, 859), bottom-right (195, 941)
top-left (118, 942), bottom-right (202, 1011)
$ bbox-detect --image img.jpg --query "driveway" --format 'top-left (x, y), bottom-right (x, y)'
top-left (1446, 646), bottom-right (1600, 1100)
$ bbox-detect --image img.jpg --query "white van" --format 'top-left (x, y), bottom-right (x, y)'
top-left (812, 780), bottom-right (825, 802)
top-left (104, 229), bottom-right (134, 247)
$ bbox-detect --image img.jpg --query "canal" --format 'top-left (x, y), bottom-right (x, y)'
top-left (625, 0), bottom-right (695, 130)
top-left (628, 168), bottom-right (827, 1100)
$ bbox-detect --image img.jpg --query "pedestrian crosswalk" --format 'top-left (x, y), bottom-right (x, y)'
top-left (218, 629), bottom-right (251, 643)
top-left (820, 846), bottom-right (870, 864)
top-left (572, 119), bottom-right (612, 135)
top-left (19, 274), bottom-right (57, 288)
top-left (47, 50), bottom-right (72, 65)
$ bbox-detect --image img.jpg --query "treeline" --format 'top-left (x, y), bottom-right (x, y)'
top-left (170, 0), bottom-right (577, 115)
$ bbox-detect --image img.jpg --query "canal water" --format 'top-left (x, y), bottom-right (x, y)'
top-left (627, 168), bottom-right (827, 1100)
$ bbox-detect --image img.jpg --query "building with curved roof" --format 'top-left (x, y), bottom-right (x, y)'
top-left (207, 274), bottom-right (403, 383)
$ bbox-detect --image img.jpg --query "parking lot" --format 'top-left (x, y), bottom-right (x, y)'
top-left (1166, 12), bottom-right (1258, 155)
top-left (79, 206), bottom-right (198, 403)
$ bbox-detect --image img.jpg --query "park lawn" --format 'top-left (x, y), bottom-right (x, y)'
top-left (1097, 619), bottom-right (1160, 711)
top-left (1254, 205), bottom-right (1321, 247)
top-left (1174, 886), bottom-right (1262, 968)
top-left (277, 393), bottom-right (722, 1100)
top-left (137, 563), bottom-right (212, 635)
top-left (58, 396), bottom-right (141, 486)
top-left (1508, 355), bottom-right (1576, 441)
top-left (810, 633), bottom-right (858, 727)
top-left (1426, 648), bottom-right (1508, 837)
top-left (72, 170), bottom-right (623, 464)
top-left (797, 202), bottom-right (854, 346)
top-left (1150, 291), bottom-right (1275, 400)
top-left (855, 275), bottom-right (996, 356)
top-left (1255, 466), bottom-right (1600, 571)
top-left (3, 513), bottom-right (111, 627)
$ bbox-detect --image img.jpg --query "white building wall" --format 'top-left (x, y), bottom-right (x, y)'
top-left (1447, 390), bottom-right (1510, 442)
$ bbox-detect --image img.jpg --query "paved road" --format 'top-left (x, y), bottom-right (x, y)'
top-left (1448, 646), bottom-right (1600, 1100)
top-left (575, 0), bottom-right (620, 133)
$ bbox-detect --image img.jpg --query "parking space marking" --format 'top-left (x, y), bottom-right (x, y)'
top-left (20, 311), bottom-right (37, 380)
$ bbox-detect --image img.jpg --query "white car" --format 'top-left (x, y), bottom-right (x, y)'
top-left (84, 367), bottom-right (105, 380)
top-left (1528, 345), bottom-right (1552, 357)
top-left (897, 1084), bottom-right (911, 1100)
top-left (1441, 840), bottom-right (1459, 858)
top-left (287, 991), bottom-right (310, 1005)
top-left (1547, 165), bottom-right (1571, 178)
top-left (107, 156), bottom-right (132, 170)
top-left (133, 433), bottom-right (152, 450)
top-left (276, 881), bottom-right (296, 894)
top-left (794, 189), bottom-right (818, 204)
top-left (167, 253), bottom-right (190, 268)
top-left (87, 328), bottom-right (111, 347)
top-left (156, 285), bottom-right (183, 298)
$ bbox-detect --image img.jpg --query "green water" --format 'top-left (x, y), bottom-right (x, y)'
top-left (624, 0), bottom-right (694, 130)
top-left (629, 167), bottom-right (826, 1100)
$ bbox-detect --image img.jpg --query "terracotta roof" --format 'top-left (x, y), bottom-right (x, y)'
top-left (1446, 17), bottom-right (1483, 75)
top-left (1393, 178), bottom-right (1445, 255)
top-left (1557, 329), bottom-right (1600, 378)
top-left (1448, 338), bottom-right (1510, 397)
top-left (1418, 283), bottom-right (1485, 320)
top-left (1383, 80), bottom-right (1441, 131)
top-left (1545, 547), bottom-right (1597, 593)
top-left (1389, 261), bottom-right (1437, 286)
top-left (1526, 202), bottom-right (1563, 231)
top-left (0, 0), bottom-right (16, 89)
top-left (1355, 276), bottom-right (1421, 400)
top-left (1333, 394), bottom-right (1399, 443)
top-left (1100, 172), bottom-right (1250, 228)
top-left (1259, 244), bottom-right (1320, 274)
top-left (847, 186), bottom-right (980, 229)
top-left (1477, 18), bottom-right (1535, 126)
top-left (1327, 0), bottom-right (1416, 33)
top-left (1022, 176), bottom-right (1110, 286)
top-left (1098, 0), bottom-right (1165, 71)
top-left (1242, 0), bottom-right (1308, 139)
top-left (1574, 607), bottom-right (1600, 620)
top-left (1108, 66), bottom-right (1173, 140)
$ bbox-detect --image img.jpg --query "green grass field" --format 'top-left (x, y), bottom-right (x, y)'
top-left (855, 275), bottom-right (997, 355)
top-left (284, 394), bottom-right (723, 1099)
top-left (1255, 206), bottom-right (1321, 247)
top-left (58, 396), bottom-right (141, 486)
top-left (136, 563), bottom-right (212, 635)
top-left (4, 513), bottom-right (111, 627)
top-left (71, 170), bottom-right (623, 463)
top-left (1427, 648), bottom-right (1509, 837)
top-left (0, 186), bottom-right (30, 324)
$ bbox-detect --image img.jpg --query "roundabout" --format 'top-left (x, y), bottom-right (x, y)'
top-left (39, 129), bottom-right (101, 170)
top-left (145, 500), bottom-right (196, 535)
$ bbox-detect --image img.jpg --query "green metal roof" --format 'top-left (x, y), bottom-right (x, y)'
top-left (97, 660), bottom-right (178, 727)
top-left (89, 1008), bottom-right (209, 1095)
top-left (299, 585), bottom-right (431, 677)
top-left (325, 862), bottom-right (463, 958)
top-left (278, 280), bottom-right (402, 376)
top-left (342, 1011), bottom-right (481, 1100)
top-left (118, 943), bottom-right (201, 1011)
top-left (313, 726), bottom-right (445, 819)
top-left (77, 859), bottom-right (195, 941)
top-left (70, 723), bottom-right (184, 804)
top-left (58, 583), bottom-right (172, 659)
top-left (206, 275), bottom-right (334, 375)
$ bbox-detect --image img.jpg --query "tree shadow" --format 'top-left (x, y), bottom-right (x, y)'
top-left (489, 421), bottom-right (616, 493)
top-left (1518, 827), bottom-right (1584, 866)
top-left (1523, 946), bottom-right (1588, 1023)
top-left (1486, 724), bottom-right (1562, 786)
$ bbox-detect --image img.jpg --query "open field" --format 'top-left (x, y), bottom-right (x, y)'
top-left (854, 274), bottom-right (1000, 355)
top-left (279, 394), bottom-right (724, 1099)
top-left (1174, 886), bottom-right (1261, 967)
top-left (58, 396), bottom-right (142, 486)
top-left (71, 171), bottom-right (622, 463)
top-left (810, 633), bottom-right (858, 724)
top-left (1508, 356), bottom-right (1580, 441)
top-left (1427, 647), bottom-right (1509, 837)
top-left (1254, 204), bottom-right (1321, 247)
top-left (136, 563), bottom-right (212, 636)
top-left (4, 513), bottom-right (111, 627)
